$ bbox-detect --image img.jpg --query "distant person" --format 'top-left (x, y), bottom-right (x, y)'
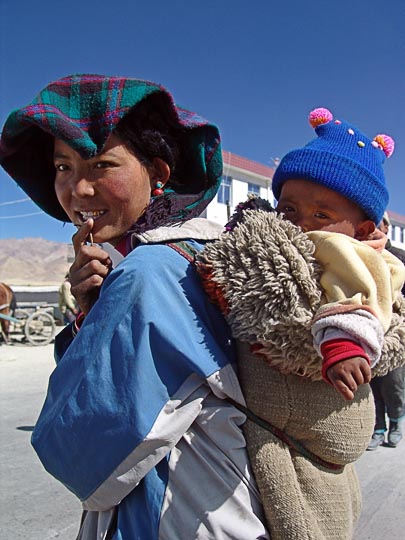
top-left (197, 107), bottom-right (405, 538)
top-left (378, 212), bottom-right (405, 277)
top-left (368, 212), bottom-right (405, 450)
top-left (58, 273), bottom-right (78, 324)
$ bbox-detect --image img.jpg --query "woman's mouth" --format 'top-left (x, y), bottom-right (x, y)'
top-left (78, 210), bottom-right (106, 222)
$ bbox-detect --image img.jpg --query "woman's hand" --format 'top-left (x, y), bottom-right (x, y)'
top-left (69, 219), bottom-right (112, 315)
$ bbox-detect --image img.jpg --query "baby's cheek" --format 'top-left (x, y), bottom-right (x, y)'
top-left (320, 220), bottom-right (355, 237)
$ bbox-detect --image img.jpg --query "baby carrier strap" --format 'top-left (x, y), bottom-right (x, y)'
top-left (166, 240), bottom-right (198, 263)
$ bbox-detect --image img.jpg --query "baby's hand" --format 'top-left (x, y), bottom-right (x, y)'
top-left (69, 219), bottom-right (112, 316)
top-left (326, 357), bottom-right (371, 401)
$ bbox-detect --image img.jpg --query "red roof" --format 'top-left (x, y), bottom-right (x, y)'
top-left (387, 210), bottom-right (405, 225)
top-left (222, 150), bottom-right (274, 179)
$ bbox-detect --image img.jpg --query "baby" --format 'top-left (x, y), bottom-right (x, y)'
top-left (197, 107), bottom-right (405, 540)
top-left (272, 108), bottom-right (404, 399)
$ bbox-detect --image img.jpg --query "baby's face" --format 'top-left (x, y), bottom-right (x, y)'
top-left (276, 179), bottom-right (373, 239)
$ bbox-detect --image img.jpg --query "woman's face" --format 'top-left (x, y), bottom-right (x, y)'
top-left (54, 134), bottom-right (155, 245)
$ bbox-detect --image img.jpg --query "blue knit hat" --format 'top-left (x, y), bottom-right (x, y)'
top-left (272, 108), bottom-right (395, 224)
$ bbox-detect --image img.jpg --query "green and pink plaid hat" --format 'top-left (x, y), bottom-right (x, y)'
top-left (0, 74), bottom-right (222, 228)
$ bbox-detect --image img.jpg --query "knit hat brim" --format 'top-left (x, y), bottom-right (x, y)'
top-left (272, 148), bottom-right (388, 225)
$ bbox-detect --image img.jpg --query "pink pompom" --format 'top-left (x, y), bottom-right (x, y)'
top-left (373, 134), bottom-right (395, 158)
top-left (308, 108), bottom-right (333, 128)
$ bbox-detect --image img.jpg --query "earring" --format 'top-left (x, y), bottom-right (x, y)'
top-left (152, 181), bottom-right (164, 197)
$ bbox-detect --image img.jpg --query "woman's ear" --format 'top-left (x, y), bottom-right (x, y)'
top-left (355, 220), bottom-right (376, 241)
top-left (150, 158), bottom-right (170, 187)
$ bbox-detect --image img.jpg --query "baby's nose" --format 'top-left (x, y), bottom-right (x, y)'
top-left (293, 216), bottom-right (310, 233)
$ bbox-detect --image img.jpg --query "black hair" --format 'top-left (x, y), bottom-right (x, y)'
top-left (114, 93), bottom-right (181, 187)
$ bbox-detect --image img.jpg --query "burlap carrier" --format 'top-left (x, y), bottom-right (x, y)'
top-left (196, 207), bottom-right (405, 539)
top-left (238, 341), bottom-right (373, 539)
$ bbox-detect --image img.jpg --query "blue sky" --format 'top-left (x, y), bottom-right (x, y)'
top-left (1, 0), bottom-right (404, 242)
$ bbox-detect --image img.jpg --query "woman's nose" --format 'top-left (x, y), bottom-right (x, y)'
top-left (71, 174), bottom-right (95, 198)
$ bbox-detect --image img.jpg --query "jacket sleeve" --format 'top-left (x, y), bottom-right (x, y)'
top-left (308, 231), bottom-right (405, 368)
top-left (31, 244), bottom-right (235, 507)
top-left (307, 231), bottom-right (405, 333)
top-left (54, 323), bottom-right (75, 363)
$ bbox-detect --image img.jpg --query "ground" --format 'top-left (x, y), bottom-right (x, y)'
top-left (0, 339), bottom-right (404, 539)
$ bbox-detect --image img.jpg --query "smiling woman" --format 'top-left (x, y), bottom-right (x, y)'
top-left (0, 74), bottom-right (269, 540)
top-left (53, 134), bottom-right (169, 246)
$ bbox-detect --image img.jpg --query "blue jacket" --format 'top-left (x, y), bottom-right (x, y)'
top-left (32, 220), bottom-right (268, 540)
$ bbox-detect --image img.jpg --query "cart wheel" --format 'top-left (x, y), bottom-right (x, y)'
top-left (24, 311), bottom-right (55, 346)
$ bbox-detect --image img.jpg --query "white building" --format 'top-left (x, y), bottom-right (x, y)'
top-left (386, 211), bottom-right (405, 250)
top-left (204, 150), bottom-right (276, 224)
top-left (203, 149), bottom-right (405, 251)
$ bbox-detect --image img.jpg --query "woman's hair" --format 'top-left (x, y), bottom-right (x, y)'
top-left (114, 93), bottom-right (181, 187)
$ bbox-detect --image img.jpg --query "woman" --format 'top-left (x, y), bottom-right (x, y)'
top-left (0, 74), bottom-right (269, 540)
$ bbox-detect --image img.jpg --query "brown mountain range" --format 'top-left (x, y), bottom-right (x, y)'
top-left (0, 238), bottom-right (74, 286)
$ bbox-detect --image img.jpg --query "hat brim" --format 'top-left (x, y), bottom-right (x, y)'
top-left (0, 75), bottom-right (222, 223)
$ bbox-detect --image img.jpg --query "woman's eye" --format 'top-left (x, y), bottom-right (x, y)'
top-left (95, 161), bottom-right (114, 169)
top-left (55, 164), bottom-right (69, 172)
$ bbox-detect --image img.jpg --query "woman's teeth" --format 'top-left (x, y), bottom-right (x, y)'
top-left (80, 210), bottom-right (105, 221)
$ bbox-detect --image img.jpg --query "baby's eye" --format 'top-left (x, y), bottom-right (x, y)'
top-left (315, 212), bottom-right (329, 219)
top-left (279, 205), bottom-right (295, 213)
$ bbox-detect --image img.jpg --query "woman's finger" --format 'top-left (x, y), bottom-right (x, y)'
top-left (72, 219), bottom-right (94, 255)
top-left (69, 245), bottom-right (111, 277)
top-left (71, 275), bottom-right (104, 315)
top-left (69, 257), bottom-right (110, 286)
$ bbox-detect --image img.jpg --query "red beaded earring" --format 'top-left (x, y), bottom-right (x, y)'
top-left (152, 181), bottom-right (164, 196)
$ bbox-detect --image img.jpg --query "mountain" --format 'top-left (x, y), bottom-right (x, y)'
top-left (0, 238), bottom-right (74, 286)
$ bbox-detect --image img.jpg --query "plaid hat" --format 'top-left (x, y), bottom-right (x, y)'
top-left (272, 107), bottom-right (395, 225)
top-left (0, 74), bottom-right (222, 226)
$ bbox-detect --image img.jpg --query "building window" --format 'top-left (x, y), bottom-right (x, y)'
top-left (248, 182), bottom-right (260, 197)
top-left (218, 175), bottom-right (232, 204)
top-left (401, 227), bottom-right (405, 244)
